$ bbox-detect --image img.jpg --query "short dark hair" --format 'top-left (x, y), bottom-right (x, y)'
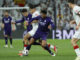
top-left (21, 9), bottom-right (27, 12)
top-left (41, 10), bottom-right (47, 14)
top-left (68, 0), bottom-right (74, 4)
top-left (4, 10), bottom-right (9, 13)
top-left (29, 4), bottom-right (36, 9)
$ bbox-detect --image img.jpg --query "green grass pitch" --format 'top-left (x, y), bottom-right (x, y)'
top-left (0, 39), bottom-right (78, 60)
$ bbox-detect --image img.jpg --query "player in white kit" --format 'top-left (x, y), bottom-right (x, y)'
top-left (68, 0), bottom-right (80, 60)
top-left (23, 6), bottom-right (40, 50)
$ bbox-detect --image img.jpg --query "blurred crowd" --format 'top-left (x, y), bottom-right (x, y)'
top-left (0, 0), bottom-right (80, 30)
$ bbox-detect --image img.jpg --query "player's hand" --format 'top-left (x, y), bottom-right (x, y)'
top-left (76, 26), bottom-right (79, 30)
top-left (12, 29), bottom-right (15, 32)
top-left (48, 25), bottom-right (51, 30)
top-left (1, 24), bottom-right (4, 29)
top-left (11, 22), bottom-right (16, 24)
top-left (24, 21), bottom-right (28, 26)
top-left (70, 20), bottom-right (76, 25)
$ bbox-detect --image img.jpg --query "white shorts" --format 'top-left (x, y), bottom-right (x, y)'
top-left (73, 29), bottom-right (80, 39)
top-left (28, 23), bottom-right (38, 36)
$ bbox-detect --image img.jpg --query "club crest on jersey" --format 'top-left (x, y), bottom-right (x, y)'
top-left (40, 22), bottom-right (46, 26)
top-left (27, 18), bottom-right (29, 21)
top-left (4, 19), bottom-right (10, 23)
top-left (44, 20), bottom-right (46, 22)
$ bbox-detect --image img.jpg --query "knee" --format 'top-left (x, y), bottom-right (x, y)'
top-left (4, 35), bottom-right (8, 37)
top-left (24, 35), bottom-right (28, 40)
top-left (71, 38), bottom-right (78, 45)
top-left (71, 39), bottom-right (75, 44)
top-left (9, 36), bottom-right (12, 38)
top-left (41, 43), bottom-right (46, 47)
top-left (29, 38), bottom-right (34, 45)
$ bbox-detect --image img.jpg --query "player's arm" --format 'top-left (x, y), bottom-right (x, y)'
top-left (1, 23), bottom-right (4, 29)
top-left (11, 23), bottom-right (16, 31)
top-left (30, 11), bottom-right (40, 24)
top-left (15, 19), bottom-right (25, 24)
top-left (70, 20), bottom-right (76, 24)
top-left (10, 16), bottom-right (16, 31)
top-left (29, 16), bottom-right (40, 24)
top-left (32, 20), bottom-right (39, 23)
top-left (75, 7), bottom-right (80, 16)
top-left (49, 18), bottom-right (55, 29)
top-left (1, 18), bottom-right (4, 29)
top-left (76, 21), bottom-right (80, 30)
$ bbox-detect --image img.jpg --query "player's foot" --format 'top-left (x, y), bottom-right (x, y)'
top-left (18, 50), bottom-right (29, 56)
top-left (10, 45), bottom-right (13, 48)
top-left (4, 45), bottom-right (8, 48)
top-left (19, 50), bottom-right (23, 53)
top-left (18, 53), bottom-right (23, 57)
top-left (75, 56), bottom-right (80, 60)
top-left (53, 46), bottom-right (57, 53)
top-left (51, 53), bottom-right (56, 56)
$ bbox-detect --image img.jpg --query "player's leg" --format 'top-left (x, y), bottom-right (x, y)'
top-left (4, 31), bottom-right (8, 48)
top-left (22, 30), bottom-right (28, 48)
top-left (18, 38), bottom-right (35, 56)
top-left (23, 28), bottom-right (39, 50)
top-left (71, 38), bottom-right (80, 56)
top-left (4, 35), bottom-right (8, 48)
top-left (9, 36), bottom-right (13, 48)
top-left (26, 38), bottom-right (35, 50)
top-left (23, 33), bottom-right (31, 50)
top-left (41, 33), bottom-right (55, 56)
top-left (23, 31), bottom-right (40, 50)
top-left (41, 40), bottom-right (55, 56)
top-left (38, 40), bottom-right (57, 53)
top-left (71, 31), bottom-right (80, 56)
top-left (8, 31), bottom-right (13, 48)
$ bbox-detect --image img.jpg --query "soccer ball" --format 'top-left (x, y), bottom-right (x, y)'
top-left (75, 56), bottom-right (80, 60)
top-left (22, 50), bottom-right (29, 56)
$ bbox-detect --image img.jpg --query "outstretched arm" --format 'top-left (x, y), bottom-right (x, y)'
top-left (1, 18), bottom-right (4, 29)
top-left (29, 16), bottom-right (40, 24)
top-left (70, 20), bottom-right (76, 25)
top-left (49, 19), bottom-right (55, 29)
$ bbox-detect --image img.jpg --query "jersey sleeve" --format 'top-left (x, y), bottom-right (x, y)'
top-left (15, 17), bottom-right (25, 23)
top-left (73, 6), bottom-right (80, 16)
top-left (49, 18), bottom-right (55, 29)
top-left (28, 14), bottom-right (32, 21)
top-left (29, 16), bottom-right (40, 24)
top-left (32, 11), bottom-right (40, 18)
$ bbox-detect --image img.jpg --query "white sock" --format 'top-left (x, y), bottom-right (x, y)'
top-left (50, 45), bottom-right (54, 49)
top-left (75, 48), bottom-right (80, 56)
top-left (24, 47), bottom-right (26, 50)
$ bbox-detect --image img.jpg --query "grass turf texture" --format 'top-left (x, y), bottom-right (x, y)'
top-left (0, 39), bottom-right (78, 60)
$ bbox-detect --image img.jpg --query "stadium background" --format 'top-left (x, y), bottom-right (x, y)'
top-left (0, 0), bottom-right (80, 39)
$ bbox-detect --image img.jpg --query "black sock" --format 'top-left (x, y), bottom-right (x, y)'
top-left (26, 45), bottom-right (31, 50)
top-left (5, 37), bottom-right (8, 45)
top-left (44, 45), bottom-right (53, 55)
top-left (33, 42), bottom-right (41, 45)
top-left (10, 38), bottom-right (12, 45)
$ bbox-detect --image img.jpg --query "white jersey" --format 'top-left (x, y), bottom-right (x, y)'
top-left (73, 5), bottom-right (80, 26)
top-left (28, 11), bottom-right (40, 36)
top-left (72, 5), bottom-right (80, 39)
top-left (32, 11), bottom-right (40, 18)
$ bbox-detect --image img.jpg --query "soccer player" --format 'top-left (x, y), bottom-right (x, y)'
top-left (1, 10), bottom-right (15, 48)
top-left (17, 8), bottom-right (57, 56)
top-left (68, 0), bottom-right (80, 59)
top-left (22, 10), bottom-right (56, 56)
top-left (22, 6), bottom-right (57, 52)
top-left (23, 6), bottom-right (41, 50)
top-left (15, 9), bottom-right (32, 32)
